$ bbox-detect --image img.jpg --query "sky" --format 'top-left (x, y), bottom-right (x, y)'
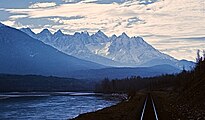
top-left (0, 0), bottom-right (205, 61)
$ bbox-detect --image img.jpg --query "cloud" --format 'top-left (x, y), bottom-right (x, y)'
top-left (48, 16), bottom-right (85, 23)
top-left (0, 10), bottom-right (12, 21)
top-left (80, 0), bottom-right (98, 3)
top-left (2, 0), bottom-right (205, 61)
top-left (62, 0), bottom-right (133, 4)
top-left (139, 0), bottom-right (158, 5)
top-left (144, 37), bottom-right (205, 61)
top-left (62, 0), bottom-right (81, 3)
top-left (29, 2), bottom-right (57, 9)
top-left (9, 15), bottom-right (28, 20)
top-left (126, 17), bottom-right (145, 28)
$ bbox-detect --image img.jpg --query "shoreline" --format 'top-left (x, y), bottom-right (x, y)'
top-left (0, 92), bottom-right (126, 100)
top-left (72, 92), bottom-right (146, 120)
top-left (72, 91), bottom-right (205, 120)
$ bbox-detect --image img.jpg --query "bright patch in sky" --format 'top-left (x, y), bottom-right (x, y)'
top-left (29, 2), bottom-right (57, 8)
top-left (0, 0), bottom-right (205, 61)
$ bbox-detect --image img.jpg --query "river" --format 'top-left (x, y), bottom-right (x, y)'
top-left (0, 92), bottom-right (120, 120)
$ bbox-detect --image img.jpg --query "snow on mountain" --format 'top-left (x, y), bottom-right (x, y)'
top-left (91, 30), bottom-right (110, 43)
top-left (54, 30), bottom-right (64, 37)
top-left (104, 33), bottom-right (175, 65)
top-left (0, 23), bottom-right (105, 77)
top-left (20, 28), bottom-right (36, 38)
top-left (21, 28), bottom-right (123, 66)
top-left (36, 29), bottom-right (53, 44)
top-left (20, 28), bottom-right (195, 70)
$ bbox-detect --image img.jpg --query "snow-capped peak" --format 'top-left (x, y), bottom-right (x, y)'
top-left (110, 34), bottom-right (117, 40)
top-left (81, 31), bottom-right (89, 36)
top-left (91, 30), bottom-right (109, 43)
top-left (20, 27), bottom-right (34, 34)
top-left (20, 27), bottom-right (37, 38)
top-left (97, 30), bottom-right (103, 33)
top-left (39, 29), bottom-right (52, 36)
top-left (74, 32), bottom-right (81, 36)
top-left (96, 30), bottom-right (108, 38)
top-left (19, 28), bottom-right (194, 69)
top-left (95, 30), bottom-right (106, 36)
top-left (54, 30), bottom-right (64, 36)
top-left (119, 32), bottom-right (129, 39)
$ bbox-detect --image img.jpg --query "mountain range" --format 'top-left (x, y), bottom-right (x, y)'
top-left (0, 22), bottom-right (104, 77)
top-left (0, 22), bottom-right (195, 79)
top-left (21, 27), bottom-right (195, 70)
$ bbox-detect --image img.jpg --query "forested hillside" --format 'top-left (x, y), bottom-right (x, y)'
top-left (0, 74), bottom-right (95, 92)
top-left (96, 50), bottom-right (205, 94)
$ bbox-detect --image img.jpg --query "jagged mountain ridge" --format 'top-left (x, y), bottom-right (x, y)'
top-left (0, 23), bottom-right (105, 77)
top-left (21, 28), bottom-right (123, 67)
top-left (20, 28), bottom-right (195, 70)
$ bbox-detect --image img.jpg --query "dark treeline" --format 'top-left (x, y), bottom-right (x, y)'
top-left (95, 50), bottom-right (205, 94)
top-left (0, 74), bottom-right (96, 92)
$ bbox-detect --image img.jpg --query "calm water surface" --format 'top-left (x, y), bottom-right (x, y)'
top-left (0, 92), bottom-right (119, 120)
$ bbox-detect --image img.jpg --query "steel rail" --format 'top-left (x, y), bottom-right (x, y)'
top-left (140, 95), bottom-right (159, 120)
top-left (151, 96), bottom-right (159, 120)
top-left (140, 96), bottom-right (148, 120)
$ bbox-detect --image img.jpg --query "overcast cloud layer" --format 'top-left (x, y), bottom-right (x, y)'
top-left (0, 0), bottom-right (205, 61)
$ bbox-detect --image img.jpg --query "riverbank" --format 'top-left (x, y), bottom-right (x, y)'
top-left (72, 92), bottom-right (146, 120)
top-left (72, 89), bottom-right (205, 120)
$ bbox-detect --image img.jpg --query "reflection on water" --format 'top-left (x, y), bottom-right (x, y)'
top-left (0, 92), bottom-right (119, 120)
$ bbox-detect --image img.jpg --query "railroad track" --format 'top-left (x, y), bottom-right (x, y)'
top-left (140, 94), bottom-right (159, 120)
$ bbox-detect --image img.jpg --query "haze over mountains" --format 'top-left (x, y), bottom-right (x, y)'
top-left (0, 23), bottom-right (104, 77)
top-left (0, 22), bottom-right (195, 79)
top-left (68, 65), bottom-right (181, 80)
top-left (21, 27), bottom-right (194, 70)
